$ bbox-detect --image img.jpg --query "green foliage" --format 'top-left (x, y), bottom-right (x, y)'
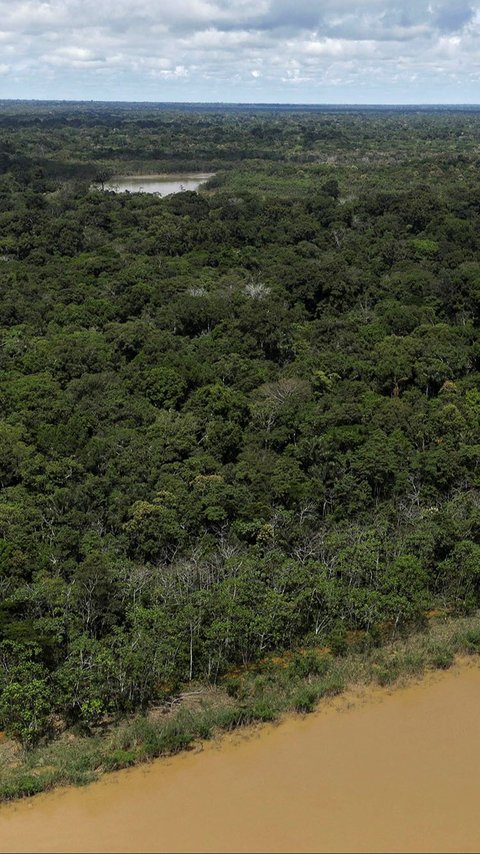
top-left (374, 663), bottom-right (401, 687)
top-left (293, 685), bottom-right (319, 713)
top-left (454, 628), bottom-right (480, 654)
top-left (288, 652), bottom-right (331, 679)
top-left (0, 642), bottom-right (53, 745)
top-left (248, 700), bottom-right (278, 722)
top-left (1, 612), bottom-right (480, 802)
top-left (411, 238), bottom-right (439, 256)
top-left (293, 674), bottom-right (344, 712)
top-left (0, 775), bottom-right (46, 800)
top-left (103, 748), bottom-right (139, 771)
top-left (328, 627), bottom-right (348, 657)
top-left (1, 105), bottom-right (480, 746)
top-left (428, 645), bottom-right (454, 670)
top-left (0, 679), bottom-right (52, 746)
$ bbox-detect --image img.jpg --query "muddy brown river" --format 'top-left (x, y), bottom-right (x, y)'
top-left (1, 662), bottom-right (480, 853)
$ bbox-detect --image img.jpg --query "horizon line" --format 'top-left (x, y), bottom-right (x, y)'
top-left (1, 98), bottom-right (480, 108)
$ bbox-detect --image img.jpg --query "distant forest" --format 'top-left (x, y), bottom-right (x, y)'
top-left (1, 103), bottom-right (480, 744)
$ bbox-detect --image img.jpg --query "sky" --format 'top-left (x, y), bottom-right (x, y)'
top-left (0, 0), bottom-right (479, 104)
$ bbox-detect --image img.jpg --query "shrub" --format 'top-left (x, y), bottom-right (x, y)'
top-left (401, 651), bottom-right (425, 676)
top-left (214, 707), bottom-right (252, 730)
top-left (79, 698), bottom-right (107, 731)
top-left (224, 677), bottom-right (242, 698)
top-left (103, 748), bottom-right (138, 771)
top-left (288, 652), bottom-right (331, 679)
top-left (0, 774), bottom-right (45, 800)
top-left (428, 646), bottom-right (454, 670)
top-left (457, 628), bottom-right (480, 653)
top-left (328, 627), bottom-right (348, 656)
top-left (317, 675), bottom-right (345, 698)
top-left (249, 700), bottom-right (277, 722)
top-left (374, 662), bottom-right (401, 687)
top-left (293, 686), bottom-right (319, 713)
top-left (0, 679), bottom-right (53, 747)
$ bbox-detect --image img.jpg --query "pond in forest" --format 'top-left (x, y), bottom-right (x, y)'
top-left (100, 173), bottom-right (214, 195)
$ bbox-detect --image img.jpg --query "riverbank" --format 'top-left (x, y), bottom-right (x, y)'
top-left (1, 612), bottom-right (480, 803)
top-left (3, 655), bottom-right (480, 852)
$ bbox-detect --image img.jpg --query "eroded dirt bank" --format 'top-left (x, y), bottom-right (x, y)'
top-left (1, 662), bottom-right (480, 854)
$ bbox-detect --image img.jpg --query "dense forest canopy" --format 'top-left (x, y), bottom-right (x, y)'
top-left (1, 103), bottom-right (480, 744)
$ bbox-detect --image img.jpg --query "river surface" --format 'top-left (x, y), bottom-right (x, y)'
top-left (1, 662), bottom-right (480, 854)
top-left (102, 173), bottom-right (214, 195)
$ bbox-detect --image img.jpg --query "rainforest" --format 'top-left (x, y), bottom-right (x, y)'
top-left (1, 103), bottom-right (480, 774)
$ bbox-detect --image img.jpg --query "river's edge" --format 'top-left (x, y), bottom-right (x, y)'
top-left (2, 611), bottom-right (480, 804)
top-left (4, 660), bottom-right (480, 854)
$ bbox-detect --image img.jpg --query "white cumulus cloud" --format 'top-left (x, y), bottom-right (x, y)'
top-left (0, 0), bottom-right (478, 101)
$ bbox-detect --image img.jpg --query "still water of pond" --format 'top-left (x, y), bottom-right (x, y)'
top-left (102, 173), bottom-right (214, 195)
top-left (2, 661), bottom-right (480, 853)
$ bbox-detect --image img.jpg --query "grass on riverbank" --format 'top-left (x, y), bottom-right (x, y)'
top-left (1, 612), bottom-right (480, 802)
